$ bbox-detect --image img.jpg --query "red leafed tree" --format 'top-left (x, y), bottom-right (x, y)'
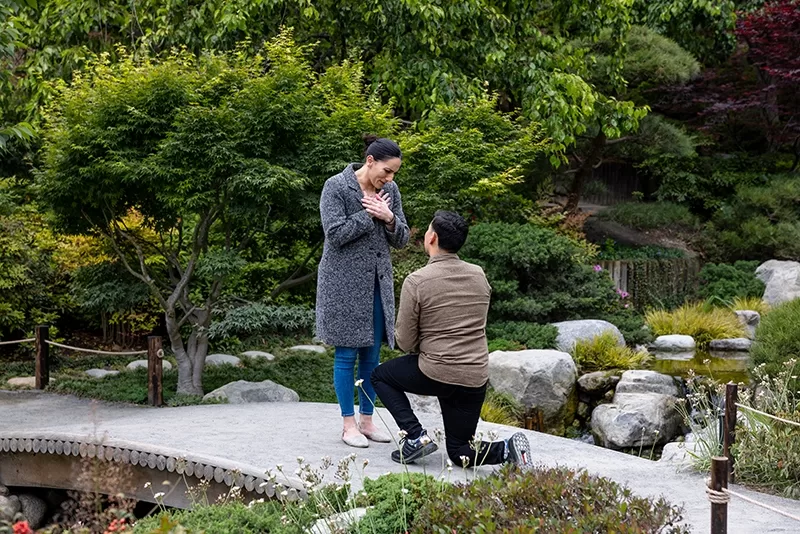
top-left (734, 0), bottom-right (800, 162)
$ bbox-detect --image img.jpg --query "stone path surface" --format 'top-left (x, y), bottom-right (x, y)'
top-left (2, 390), bottom-right (800, 533)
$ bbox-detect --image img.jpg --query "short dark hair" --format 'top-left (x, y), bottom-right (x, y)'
top-left (363, 134), bottom-right (402, 162)
top-left (431, 210), bottom-right (469, 253)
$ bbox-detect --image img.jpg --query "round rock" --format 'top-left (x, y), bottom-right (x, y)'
top-left (287, 345), bottom-right (327, 354)
top-left (551, 319), bottom-right (625, 352)
top-left (650, 335), bottom-right (696, 352)
top-left (205, 354), bottom-right (242, 367)
top-left (85, 369), bottom-right (121, 378)
top-left (240, 350), bottom-right (275, 361)
top-left (126, 359), bottom-right (173, 371)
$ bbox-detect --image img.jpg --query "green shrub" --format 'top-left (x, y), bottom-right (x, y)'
top-left (702, 175), bottom-right (800, 262)
top-left (463, 223), bottom-right (617, 324)
top-left (486, 321), bottom-right (558, 350)
top-left (480, 389), bottom-right (523, 427)
top-left (646, 302), bottom-right (745, 348)
top-left (751, 299), bottom-right (800, 381)
top-left (698, 261), bottom-right (764, 302)
top-left (208, 304), bottom-right (315, 341)
top-left (597, 201), bottom-right (699, 230)
top-left (411, 464), bottom-right (689, 533)
top-left (598, 309), bottom-right (654, 346)
top-left (358, 473), bottom-right (439, 534)
top-left (572, 332), bottom-right (652, 371)
top-left (132, 502), bottom-right (290, 534)
top-left (597, 241), bottom-right (686, 261)
top-left (735, 360), bottom-right (800, 498)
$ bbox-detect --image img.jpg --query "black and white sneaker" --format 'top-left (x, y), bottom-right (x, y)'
top-left (505, 432), bottom-right (532, 467)
top-left (391, 430), bottom-right (438, 464)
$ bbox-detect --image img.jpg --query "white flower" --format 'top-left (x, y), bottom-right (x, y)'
top-left (280, 490), bottom-right (289, 497)
top-left (398, 430), bottom-right (408, 439)
top-left (296, 456), bottom-right (304, 464)
top-left (144, 482), bottom-right (152, 489)
top-left (161, 480), bottom-right (171, 486)
top-left (401, 488), bottom-right (409, 494)
top-left (446, 459), bottom-right (453, 468)
top-left (276, 464), bottom-right (284, 471)
top-left (355, 379), bottom-right (364, 387)
top-left (154, 492), bottom-right (165, 499)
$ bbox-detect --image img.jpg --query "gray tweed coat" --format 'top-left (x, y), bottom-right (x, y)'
top-left (315, 163), bottom-right (410, 348)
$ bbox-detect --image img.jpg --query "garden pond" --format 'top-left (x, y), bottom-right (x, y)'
top-left (651, 349), bottom-right (751, 385)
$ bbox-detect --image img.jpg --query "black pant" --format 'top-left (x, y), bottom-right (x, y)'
top-left (372, 354), bottom-right (505, 467)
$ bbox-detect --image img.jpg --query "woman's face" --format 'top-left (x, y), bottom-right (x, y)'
top-left (366, 155), bottom-right (402, 190)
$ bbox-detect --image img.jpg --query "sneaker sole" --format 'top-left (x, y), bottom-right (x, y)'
top-left (508, 432), bottom-right (532, 466)
top-left (391, 442), bottom-right (439, 464)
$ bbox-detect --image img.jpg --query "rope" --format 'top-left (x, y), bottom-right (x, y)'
top-left (45, 340), bottom-right (148, 356)
top-left (736, 403), bottom-right (800, 429)
top-left (706, 478), bottom-right (800, 522)
top-left (0, 338), bottom-right (35, 346)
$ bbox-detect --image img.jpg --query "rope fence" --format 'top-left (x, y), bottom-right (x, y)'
top-left (44, 339), bottom-right (147, 356)
top-left (735, 403), bottom-right (800, 429)
top-left (2, 325), bottom-right (164, 406)
top-left (706, 480), bottom-right (800, 523)
top-left (0, 338), bottom-right (35, 346)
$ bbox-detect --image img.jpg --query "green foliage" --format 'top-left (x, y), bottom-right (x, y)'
top-left (697, 261), bottom-right (764, 302)
top-left (131, 501), bottom-right (290, 534)
top-left (702, 175), bottom-right (800, 262)
top-left (572, 332), bottom-right (652, 371)
top-left (735, 360), bottom-right (800, 498)
top-left (486, 322), bottom-right (559, 350)
top-left (359, 473), bottom-right (439, 534)
top-left (463, 223), bottom-right (617, 324)
top-left (480, 389), bottom-right (524, 427)
top-left (633, 0), bottom-right (738, 64)
top-left (50, 349), bottom-right (338, 404)
top-left (0, 192), bottom-right (66, 339)
top-left (751, 299), bottom-right (800, 382)
top-left (597, 202), bottom-right (699, 230)
top-left (597, 242), bottom-right (686, 261)
top-left (599, 309), bottom-right (655, 346)
top-left (398, 96), bottom-right (545, 228)
top-left (646, 302), bottom-right (746, 348)
top-left (209, 304), bottom-right (315, 341)
top-left (411, 464), bottom-right (689, 533)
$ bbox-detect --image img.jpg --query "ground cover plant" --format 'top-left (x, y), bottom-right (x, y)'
top-left (597, 201), bottom-right (699, 230)
top-left (751, 299), bottom-right (800, 383)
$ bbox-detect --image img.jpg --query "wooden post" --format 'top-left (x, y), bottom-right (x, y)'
top-left (35, 325), bottom-right (49, 390)
top-left (147, 336), bottom-right (163, 407)
top-left (536, 409), bottom-right (544, 432)
top-left (711, 457), bottom-right (729, 534)
top-left (724, 383), bottom-right (738, 484)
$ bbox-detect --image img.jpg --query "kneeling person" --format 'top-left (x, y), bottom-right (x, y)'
top-left (372, 210), bottom-right (532, 467)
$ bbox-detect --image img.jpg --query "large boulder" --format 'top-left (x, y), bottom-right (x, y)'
top-left (0, 495), bottom-right (21, 522)
top-left (756, 260), bottom-right (800, 306)
top-left (18, 494), bottom-right (47, 529)
top-left (614, 370), bottom-right (680, 397)
top-left (591, 392), bottom-right (682, 449)
top-left (551, 320), bottom-right (625, 352)
top-left (203, 380), bottom-right (299, 404)
top-left (734, 310), bottom-right (761, 340)
top-left (577, 371), bottom-right (621, 396)
top-left (709, 338), bottom-right (752, 352)
top-left (488, 350), bottom-right (578, 433)
top-left (650, 335), bottom-right (695, 352)
top-left (591, 370), bottom-right (682, 449)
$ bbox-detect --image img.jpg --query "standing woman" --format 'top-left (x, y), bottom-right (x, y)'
top-left (316, 136), bottom-right (410, 447)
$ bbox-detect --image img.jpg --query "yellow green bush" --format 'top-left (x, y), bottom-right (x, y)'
top-left (646, 302), bottom-right (745, 348)
top-left (571, 332), bottom-right (651, 371)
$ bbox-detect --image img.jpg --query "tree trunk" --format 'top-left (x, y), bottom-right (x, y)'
top-left (566, 131), bottom-right (607, 213)
top-left (165, 310), bottom-right (202, 396)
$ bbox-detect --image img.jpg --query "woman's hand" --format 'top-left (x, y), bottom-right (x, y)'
top-left (361, 191), bottom-right (394, 224)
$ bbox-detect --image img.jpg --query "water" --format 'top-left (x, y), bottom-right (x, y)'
top-left (651, 349), bottom-right (751, 385)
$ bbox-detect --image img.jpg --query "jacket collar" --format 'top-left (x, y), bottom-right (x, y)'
top-left (427, 252), bottom-right (460, 265)
top-left (344, 163), bottom-right (362, 191)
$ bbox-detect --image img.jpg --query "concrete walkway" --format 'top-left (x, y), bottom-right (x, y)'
top-left (2, 391), bottom-right (800, 533)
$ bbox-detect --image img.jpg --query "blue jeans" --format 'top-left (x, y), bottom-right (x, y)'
top-left (334, 281), bottom-right (384, 417)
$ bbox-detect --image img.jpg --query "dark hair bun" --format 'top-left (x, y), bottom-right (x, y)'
top-left (362, 134), bottom-right (402, 162)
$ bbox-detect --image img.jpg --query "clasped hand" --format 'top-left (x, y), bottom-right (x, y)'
top-left (361, 190), bottom-right (394, 223)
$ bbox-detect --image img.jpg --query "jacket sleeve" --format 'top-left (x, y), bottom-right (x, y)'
top-left (320, 178), bottom-right (375, 248)
top-left (395, 277), bottom-right (420, 353)
top-left (383, 184), bottom-right (410, 249)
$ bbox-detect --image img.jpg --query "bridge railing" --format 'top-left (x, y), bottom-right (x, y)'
top-left (1, 326), bottom-right (165, 406)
